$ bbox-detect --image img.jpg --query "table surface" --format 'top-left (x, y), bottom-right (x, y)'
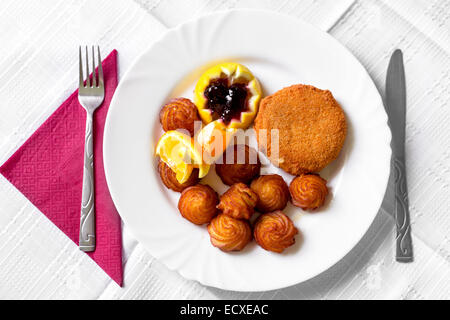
top-left (0, 0), bottom-right (449, 300)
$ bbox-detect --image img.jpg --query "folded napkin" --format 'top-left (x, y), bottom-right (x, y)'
top-left (0, 50), bottom-right (122, 286)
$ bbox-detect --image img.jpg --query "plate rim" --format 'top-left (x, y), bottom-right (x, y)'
top-left (104, 8), bottom-right (392, 292)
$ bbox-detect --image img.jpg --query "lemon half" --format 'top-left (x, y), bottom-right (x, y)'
top-left (194, 62), bottom-right (262, 129)
top-left (156, 131), bottom-right (210, 183)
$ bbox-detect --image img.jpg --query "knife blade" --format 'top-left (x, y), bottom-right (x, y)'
top-left (385, 49), bottom-right (413, 262)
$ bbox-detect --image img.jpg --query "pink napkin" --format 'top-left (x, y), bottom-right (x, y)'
top-left (0, 50), bottom-right (122, 286)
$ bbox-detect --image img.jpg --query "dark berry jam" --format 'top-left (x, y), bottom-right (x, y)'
top-left (204, 78), bottom-right (249, 124)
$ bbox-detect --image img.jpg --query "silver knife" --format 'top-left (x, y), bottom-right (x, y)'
top-left (385, 49), bottom-right (413, 262)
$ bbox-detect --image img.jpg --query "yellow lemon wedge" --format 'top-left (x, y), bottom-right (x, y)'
top-left (155, 131), bottom-right (210, 183)
top-left (194, 62), bottom-right (262, 129)
top-left (196, 120), bottom-right (237, 162)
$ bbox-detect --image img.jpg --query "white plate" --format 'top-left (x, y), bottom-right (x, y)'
top-left (104, 9), bottom-right (391, 292)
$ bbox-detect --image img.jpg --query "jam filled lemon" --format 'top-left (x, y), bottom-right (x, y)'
top-left (194, 62), bottom-right (262, 129)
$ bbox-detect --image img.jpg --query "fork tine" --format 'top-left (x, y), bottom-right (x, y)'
top-left (85, 46), bottom-right (90, 87)
top-left (92, 46), bottom-right (97, 87)
top-left (79, 46), bottom-right (84, 88)
top-left (97, 46), bottom-right (103, 87)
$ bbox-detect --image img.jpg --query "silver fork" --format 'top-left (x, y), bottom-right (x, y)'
top-left (78, 46), bottom-right (104, 252)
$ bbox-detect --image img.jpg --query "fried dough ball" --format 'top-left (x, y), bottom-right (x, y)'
top-left (160, 98), bottom-right (200, 136)
top-left (217, 183), bottom-right (258, 220)
top-left (215, 144), bottom-right (261, 186)
top-left (178, 184), bottom-right (219, 225)
top-left (289, 174), bottom-right (328, 211)
top-left (158, 161), bottom-right (199, 192)
top-left (250, 174), bottom-right (290, 213)
top-left (208, 214), bottom-right (252, 252)
top-left (254, 211), bottom-right (298, 253)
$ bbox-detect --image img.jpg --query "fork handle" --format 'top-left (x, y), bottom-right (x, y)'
top-left (79, 112), bottom-right (96, 252)
top-left (394, 157), bottom-right (413, 262)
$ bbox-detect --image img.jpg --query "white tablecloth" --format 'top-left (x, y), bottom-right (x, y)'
top-left (0, 0), bottom-right (449, 300)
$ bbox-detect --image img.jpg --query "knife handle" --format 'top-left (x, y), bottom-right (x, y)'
top-left (393, 157), bottom-right (413, 262)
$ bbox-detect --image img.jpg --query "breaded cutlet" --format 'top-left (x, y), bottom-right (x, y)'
top-left (254, 84), bottom-right (347, 175)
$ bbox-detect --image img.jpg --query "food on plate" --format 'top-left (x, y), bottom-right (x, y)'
top-left (156, 130), bottom-right (210, 183)
top-left (196, 120), bottom-right (237, 163)
top-left (194, 62), bottom-right (262, 129)
top-left (215, 144), bottom-right (261, 186)
top-left (217, 183), bottom-right (258, 220)
top-left (154, 63), bottom-right (348, 257)
top-left (207, 214), bottom-right (252, 252)
top-left (254, 84), bottom-right (347, 175)
top-left (160, 98), bottom-right (200, 136)
top-left (254, 211), bottom-right (298, 253)
top-left (250, 174), bottom-right (290, 213)
top-left (158, 160), bottom-right (199, 192)
top-left (289, 174), bottom-right (328, 211)
top-left (178, 184), bottom-right (219, 225)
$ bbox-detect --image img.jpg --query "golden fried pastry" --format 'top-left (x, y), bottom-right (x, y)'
top-left (254, 211), bottom-right (298, 253)
top-left (160, 98), bottom-right (200, 136)
top-left (250, 174), bottom-right (290, 213)
top-left (254, 84), bottom-right (347, 175)
top-left (289, 174), bottom-right (328, 211)
top-left (215, 144), bottom-right (261, 186)
top-left (178, 184), bottom-right (219, 225)
top-left (208, 214), bottom-right (252, 252)
top-left (158, 161), bottom-right (199, 192)
top-left (217, 183), bottom-right (258, 220)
